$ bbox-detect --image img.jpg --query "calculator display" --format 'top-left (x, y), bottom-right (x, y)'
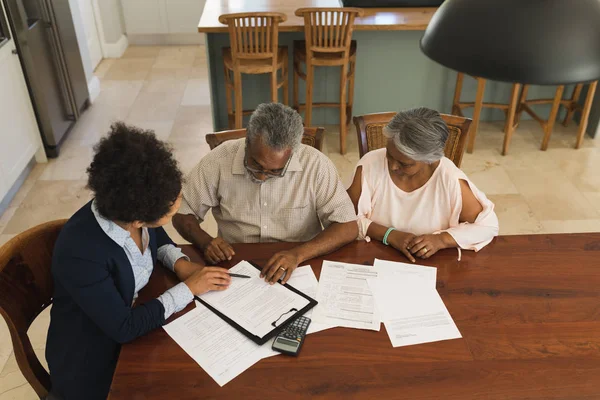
top-left (275, 338), bottom-right (300, 351)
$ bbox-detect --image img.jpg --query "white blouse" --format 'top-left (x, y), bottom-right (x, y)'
top-left (355, 149), bottom-right (499, 252)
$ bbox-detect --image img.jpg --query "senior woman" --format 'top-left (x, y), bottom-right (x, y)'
top-left (347, 107), bottom-right (499, 262)
top-left (46, 123), bottom-right (231, 400)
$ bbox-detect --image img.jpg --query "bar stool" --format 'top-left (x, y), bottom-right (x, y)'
top-left (293, 8), bottom-right (364, 154)
top-left (219, 13), bottom-right (289, 129)
top-left (512, 81), bottom-right (598, 150)
top-left (452, 73), bottom-right (522, 155)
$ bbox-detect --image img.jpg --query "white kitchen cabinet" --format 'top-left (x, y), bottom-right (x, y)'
top-left (0, 10), bottom-right (42, 203)
top-left (122, 0), bottom-right (206, 36)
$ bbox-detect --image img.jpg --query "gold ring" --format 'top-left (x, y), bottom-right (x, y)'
top-left (423, 247), bottom-right (428, 253)
top-left (279, 267), bottom-right (286, 271)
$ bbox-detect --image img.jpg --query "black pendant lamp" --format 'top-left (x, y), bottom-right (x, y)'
top-left (420, 0), bottom-right (600, 85)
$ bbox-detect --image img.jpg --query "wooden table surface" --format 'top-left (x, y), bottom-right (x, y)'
top-left (198, 0), bottom-right (437, 33)
top-left (109, 234), bottom-right (600, 399)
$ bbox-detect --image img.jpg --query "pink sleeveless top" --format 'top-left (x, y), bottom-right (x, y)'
top-left (355, 149), bottom-right (499, 251)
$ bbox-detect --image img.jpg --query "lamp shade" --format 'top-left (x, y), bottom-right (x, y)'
top-left (420, 0), bottom-right (600, 85)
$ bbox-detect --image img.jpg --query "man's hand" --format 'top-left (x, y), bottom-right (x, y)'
top-left (184, 266), bottom-right (231, 295)
top-left (387, 230), bottom-right (417, 263)
top-left (260, 250), bottom-right (301, 285)
top-left (202, 237), bottom-right (235, 265)
top-left (407, 233), bottom-right (453, 259)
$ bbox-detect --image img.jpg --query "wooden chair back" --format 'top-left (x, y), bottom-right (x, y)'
top-left (206, 127), bottom-right (326, 152)
top-left (353, 112), bottom-right (472, 168)
top-left (295, 8), bottom-right (363, 55)
top-left (218, 12), bottom-right (286, 64)
top-left (0, 220), bottom-right (67, 398)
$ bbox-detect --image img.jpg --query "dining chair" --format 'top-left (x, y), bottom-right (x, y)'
top-left (206, 127), bottom-right (326, 152)
top-left (353, 112), bottom-right (472, 168)
top-left (0, 220), bottom-right (67, 399)
top-left (513, 80), bottom-right (598, 150)
top-left (293, 7), bottom-right (364, 155)
top-left (218, 12), bottom-right (288, 129)
top-left (452, 73), bottom-right (522, 155)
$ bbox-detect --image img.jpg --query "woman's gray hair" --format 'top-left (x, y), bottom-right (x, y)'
top-left (383, 107), bottom-right (449, 163)
top-left (247, 103), bottom-right (304, 151)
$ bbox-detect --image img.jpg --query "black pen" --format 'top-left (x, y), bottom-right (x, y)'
top-left (229, 273), bottom-right (251, 279)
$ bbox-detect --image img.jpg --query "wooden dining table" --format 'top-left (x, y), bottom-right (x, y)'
top-left (108, 234), bottom-right (600, 399)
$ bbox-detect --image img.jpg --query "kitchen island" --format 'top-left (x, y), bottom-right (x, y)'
top-left (199, 0), bottom-right (578, 135)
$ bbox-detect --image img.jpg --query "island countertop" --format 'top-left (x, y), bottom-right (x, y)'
top-left (198, 0), bottom-right (437, 33)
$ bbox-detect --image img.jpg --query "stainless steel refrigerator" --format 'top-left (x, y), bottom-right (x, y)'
top-left (4, 0), bottom-right (89, 157)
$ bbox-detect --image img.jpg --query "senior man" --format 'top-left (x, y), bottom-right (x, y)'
top-left (173, 103), bottom-right (357, 283)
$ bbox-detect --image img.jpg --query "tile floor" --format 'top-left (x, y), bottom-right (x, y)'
top-left (1, 45), bottom-right (600, 398)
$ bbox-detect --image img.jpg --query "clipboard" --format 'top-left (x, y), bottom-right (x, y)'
top-left (194, 261), bottom-right (318, 345)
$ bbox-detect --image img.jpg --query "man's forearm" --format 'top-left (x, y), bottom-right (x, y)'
top-left (172, 214), bottom-right (214, 250)
top-left (291, 221), bottom-right (358, 263)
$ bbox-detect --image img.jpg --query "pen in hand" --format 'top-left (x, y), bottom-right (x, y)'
top-left (228, 273), bottom-right (251, 279)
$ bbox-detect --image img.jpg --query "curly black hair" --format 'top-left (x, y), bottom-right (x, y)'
top-left (87, 122), bottom-right (183, 223)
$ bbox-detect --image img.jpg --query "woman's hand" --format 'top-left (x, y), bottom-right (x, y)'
top-left (407, 233), bottom-right (455, 259)
top-left (184, 267), bottom-right (231, 296)
top-left (387, 230), bottom-right (417, 262)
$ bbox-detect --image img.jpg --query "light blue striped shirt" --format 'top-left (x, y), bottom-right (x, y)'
top-left (91, 201), bottom-right (194, 319)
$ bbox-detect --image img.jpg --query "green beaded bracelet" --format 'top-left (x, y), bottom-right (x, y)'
top-left (382, 227), bottom-right (395, 246)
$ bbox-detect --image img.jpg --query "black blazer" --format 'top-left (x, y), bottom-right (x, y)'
top-left (46, 201), bottom-right (175, 400)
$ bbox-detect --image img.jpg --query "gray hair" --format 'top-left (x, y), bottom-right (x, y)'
top-left (383, 107), bottom-right (448, 163)
top-left (246, 103), bottom-right (303, 151)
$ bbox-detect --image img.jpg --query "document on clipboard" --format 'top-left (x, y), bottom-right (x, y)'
top-left (196, 261), bottom-right (317, 344)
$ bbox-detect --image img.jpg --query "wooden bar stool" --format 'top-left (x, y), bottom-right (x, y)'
top-left (293, 7), bottom-right (364, 154)
top-left (452, 72), bottom-right (522, 155)
top-left (219, 13), bottom-right (289, 129)
top-left (513, 81), bottom-right (598, 150)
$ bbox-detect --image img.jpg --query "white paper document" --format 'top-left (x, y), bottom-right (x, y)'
top-left (312, 261), bottom-right (381, 331)
top-left (199, 261), bottom-right (310, 338)
top-left (163, 301), bottom-right (276, 386)
top-left (374, 258), bottom-right (437, 289)
top-left (285, 265), bottom-right (337, 334)
top-left (367, 279), bottom-right (461, 348)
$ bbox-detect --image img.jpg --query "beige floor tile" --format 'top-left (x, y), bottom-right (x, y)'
top-left (541, 219), bottom-right (600, 234)
top-left (8, 164), bottom-right (47, 208)
top-left (127, 91), bottom-right (184, 123)
top-left (103, 58), bottom-right (155, 81)
top-left (142, 67), bottom-right (192, 94)
top-left (122, 45), bottom-right (162, 59)
top-left (0, 382), bottom-right (37, 400)
top-left (548, 147), bottom-right (600, 193)
top-left (180, 79), bottom-right (212, 107)
top-left (190, 65), bottom-right (209, 79)
top-left (169, 106), bottom-right (213, 144)
top-left (0, 355), bottom-right (27, 395)
top-left (154, 46), bottom-right (198, 69)
top-left (487, 194), bottom-right (544, 235)
top-left (0, 348), bottom-right (46, 398)
top-left (2, 181), bottom-right (91, 235)
top-left (0, 208), bottom-right (17, 235)
top-left (0, 319), bottom-right (10, 375)
top-left (95, 80), bottom-right (145, 111)
top-left (0, 235), bottom-right (15, 247)
top-left (93, 59), bottom-right (115, 79)
top-left (39, 142), bottom-right (94, 181)
top-left (27, 307), bottom-right (51, 352)
top-left (171, 141), bottom-right (211, 175)
top-left (505, 166), bottom-right (600, 221)
top-left (122, 119), bottom-right (174, 142)
top-left (583, 192), bottom-right (600, 214)
top-left (466, 165), bottom-right (519, 195)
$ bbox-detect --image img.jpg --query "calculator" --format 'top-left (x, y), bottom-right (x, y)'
top-left (272, 316), bottom-right (311, 356)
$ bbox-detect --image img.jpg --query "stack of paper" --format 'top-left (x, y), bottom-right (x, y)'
top-left (312, 261), bottom-right (381, 331)
top-left (162, 265), bottom-right (332, 386)
top-left (368, 259), bottom-right (461, 348)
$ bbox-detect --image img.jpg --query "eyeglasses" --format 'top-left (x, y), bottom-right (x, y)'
top-left (244, 153), bottom-right (293, 179)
